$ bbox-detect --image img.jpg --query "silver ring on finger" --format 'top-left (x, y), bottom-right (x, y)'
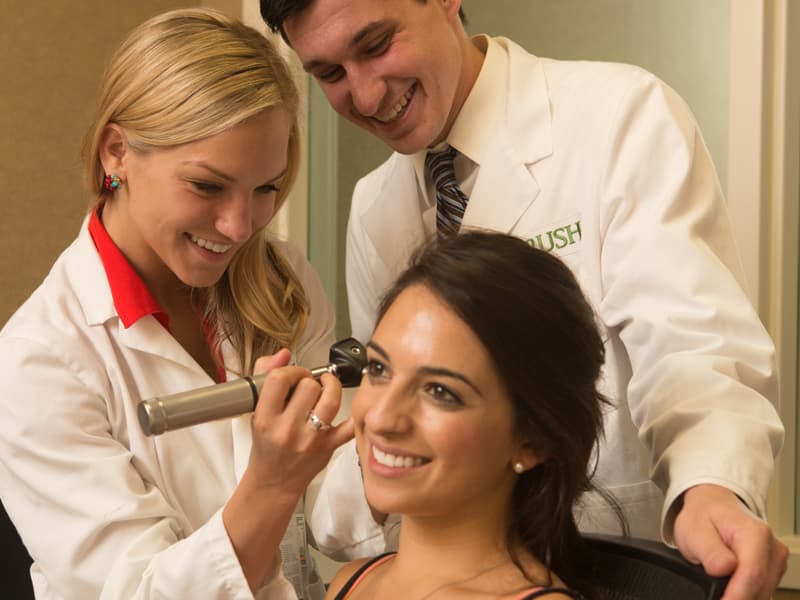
top-left (308, 412), bottom-right (331, 432)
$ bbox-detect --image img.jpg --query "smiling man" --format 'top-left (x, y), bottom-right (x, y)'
top-left (260, 1), bottom-right (788, 597)
top-left (278, 0), bottom-right (478, 155)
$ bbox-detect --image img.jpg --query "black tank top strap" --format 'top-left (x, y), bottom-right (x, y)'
top-left (332, 552), bottom-right (397, 600)
top-left (521, 588), bottom-right (586, 599)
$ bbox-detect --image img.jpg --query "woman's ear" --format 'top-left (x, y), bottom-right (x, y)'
top-left (440, 0), bottom-right (462, 23)
top-left (511, 440), bottom-right (545, 474)
top-left (98, 123), bottom-right (130, 180)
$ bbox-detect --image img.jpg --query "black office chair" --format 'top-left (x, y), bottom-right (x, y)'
top-left (584, 534), bottom-right (729, 600)
top-left (0, 500), bottom-right (34, 600)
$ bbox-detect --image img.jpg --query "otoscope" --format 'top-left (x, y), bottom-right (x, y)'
top-left (137, 338), bottom-right (366, 436)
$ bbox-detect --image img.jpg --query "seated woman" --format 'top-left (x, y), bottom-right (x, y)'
top-left (327, 231), bottom-right (624, 600)
top-left (0, 8), bottom-right (377, 599)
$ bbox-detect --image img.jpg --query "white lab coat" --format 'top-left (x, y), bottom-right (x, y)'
top-left (0, 221), bottom-right (382, 599)
top-left (346, 37), bottom-right (783, 542)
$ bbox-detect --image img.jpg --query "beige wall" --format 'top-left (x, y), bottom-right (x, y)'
top-left (463, 0), bottom-right (729, 188)
top-left (0, 1), bottom-right (240, 327)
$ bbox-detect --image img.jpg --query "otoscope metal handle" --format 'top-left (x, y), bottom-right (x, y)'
top-left (137, 338), bottom-right (366, 436)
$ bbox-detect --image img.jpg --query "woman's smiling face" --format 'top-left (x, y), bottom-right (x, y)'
top-left (352, 283), bottom-right (534, 521)
top-left (101, 107), bottom-right (291, 297)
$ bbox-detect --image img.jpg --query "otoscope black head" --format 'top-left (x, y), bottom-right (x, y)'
top-left (329, 337), bottom-right (367, 387)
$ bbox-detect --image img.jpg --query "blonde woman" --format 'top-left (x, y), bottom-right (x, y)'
top-left (0, 9), bottom-right (378, 599)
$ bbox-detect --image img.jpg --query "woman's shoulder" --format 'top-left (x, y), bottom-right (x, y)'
top-left (2, 253), bottom-right (93, 353)
top-left (325, 558), bottom-right (369, 598)
top-left (506, 558), bottom-right (584, 600)
top-left (326, 553), bottom-right (397, 599)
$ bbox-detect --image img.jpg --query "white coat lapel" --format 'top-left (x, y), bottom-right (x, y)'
top-left (464, 138), bottom-right (539, 232)
top-left (361, 155), bottom-right (429, 272)
top-left (117, 318), bottom-right (200, 373)
top-left (464, 38), bottom-right (554, 233)
top-left (67, 224), bottom-right (200, 373)
top-left (67, 226), bottom-right (215, 485)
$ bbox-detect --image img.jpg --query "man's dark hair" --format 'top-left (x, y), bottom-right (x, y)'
top-left (260, 0), bottom-right (311, 38)
top-left (260, 0), bottom-right (466, 42)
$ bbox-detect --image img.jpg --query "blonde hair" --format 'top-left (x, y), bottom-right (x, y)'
top-left (82, 8), bottom-right (308, 374)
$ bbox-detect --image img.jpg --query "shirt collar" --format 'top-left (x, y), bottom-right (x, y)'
top-left (413, 35), bottom-right (507, 192)
top-left (448, 34), bottom-right (506, 164)
top-left (87, 206), bottom-right (169, 330)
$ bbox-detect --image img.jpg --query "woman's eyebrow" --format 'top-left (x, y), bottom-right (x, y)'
top-left (368, 340), bottom-right (483, 396)
top-left (419, 367), bottom-right (483, 396)
top-left (181, 160), bottom-right (234, 181)
top-left (366, 340), bottom-right (389, 360)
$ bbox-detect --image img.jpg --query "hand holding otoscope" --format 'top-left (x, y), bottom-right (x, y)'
top-left (137, 338), bottom-right (366, 436)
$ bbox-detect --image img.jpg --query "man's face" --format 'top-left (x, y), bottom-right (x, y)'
top-left (284, 0), bottom-right (471, 155)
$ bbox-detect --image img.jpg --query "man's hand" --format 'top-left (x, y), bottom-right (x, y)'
top-left (674, 484), bottom-right (788, 600)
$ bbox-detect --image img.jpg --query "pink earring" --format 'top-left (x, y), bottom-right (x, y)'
top-left (104, 174), bottom-right (122, 191)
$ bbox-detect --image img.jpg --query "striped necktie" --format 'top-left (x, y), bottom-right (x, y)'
top-left (426, 145), bottom-right (468, 237)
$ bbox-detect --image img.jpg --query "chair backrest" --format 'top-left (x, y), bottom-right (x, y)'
top-left (0, 500), bottom-right (34, 600)
top-left (584, 534), bottom-right (729, 600)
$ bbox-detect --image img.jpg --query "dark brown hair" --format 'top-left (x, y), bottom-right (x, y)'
top-left (260, 0), bottom-right (466, 42)
top-left (376, 230), bottom-right (625, 595)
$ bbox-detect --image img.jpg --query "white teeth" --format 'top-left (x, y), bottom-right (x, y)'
top-left (190, 234), bottom-right (232, 254)
top-left (373, 446), bottom-right (425, 468)
top-left (375, 87), bottom-right (414, 123)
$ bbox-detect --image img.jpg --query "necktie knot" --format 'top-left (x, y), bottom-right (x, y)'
top-left (426, 145), bottom-right (468, 237)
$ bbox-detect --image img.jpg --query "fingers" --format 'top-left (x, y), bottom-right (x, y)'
top-left (253, 369), bottom-right (349, 449)
top-left (246, 367), bottom-right (349, 494)
top-left (299, 374), bottom-right (354, 448)
top-left (676, 509), bottom-right (738, 576)
top-left (675, 487), bottom-right (733, 574)
top-left (720, 519), bottom-right (788, 600)
top-left (327, 417), bottom-right (355, 448)
top-left (302, 372), bottom-right (341, 428)
top-left (252, 348), bottom-right (292, 374)
top-left (254, 365), bottom-right (315, 419)
top-left (675, 485), bottom-right (788, 600)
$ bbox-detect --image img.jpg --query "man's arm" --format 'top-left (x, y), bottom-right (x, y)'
top-left (593, 69), bottom-right (785, 597)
